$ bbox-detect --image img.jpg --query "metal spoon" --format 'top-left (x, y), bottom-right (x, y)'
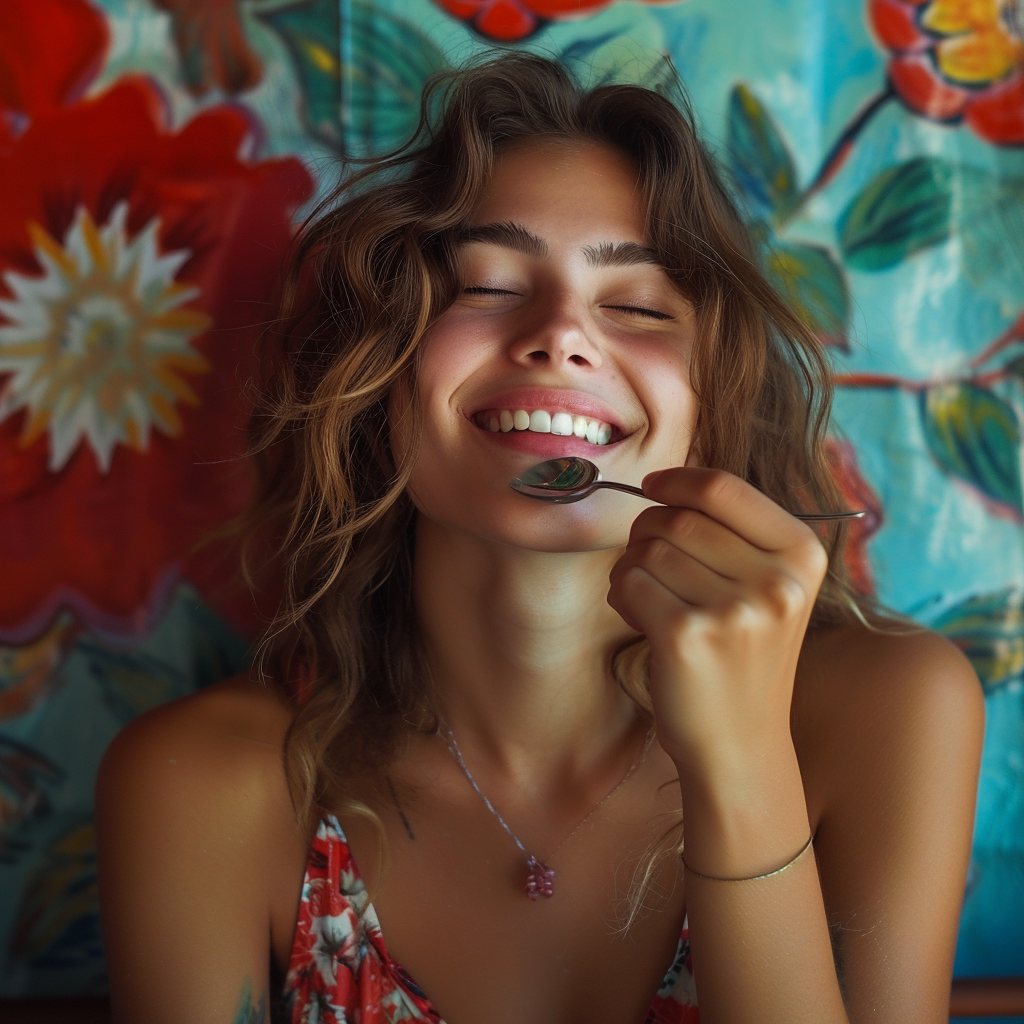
top-left (510, 457), bottom-right (866, 521)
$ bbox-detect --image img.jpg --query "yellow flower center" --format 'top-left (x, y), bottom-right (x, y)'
top-left (922, 0), bottom-right (1024, 84)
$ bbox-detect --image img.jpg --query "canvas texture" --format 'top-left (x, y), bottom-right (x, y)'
top-left (0, 1), bottom-right (1021, 1015)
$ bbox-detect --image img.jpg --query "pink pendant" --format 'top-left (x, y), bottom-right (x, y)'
top-left (525, 856), bottom-right (554, 899)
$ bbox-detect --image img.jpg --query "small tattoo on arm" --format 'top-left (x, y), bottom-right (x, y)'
top-left (232, 976), bottom-right (267, 1024)
top-left (386, 773), bottom-right (416, 840)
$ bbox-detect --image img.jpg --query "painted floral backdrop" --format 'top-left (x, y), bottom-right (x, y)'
top-left (0, 0), bottom-right (1022, 1012)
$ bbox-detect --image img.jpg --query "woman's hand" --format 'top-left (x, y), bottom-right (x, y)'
top-left (607, 466), bottom-right (829, 791)
top-left (606, 466), bottom-right (982, 1024)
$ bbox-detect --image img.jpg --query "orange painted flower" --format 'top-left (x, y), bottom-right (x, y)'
top-left (869, 0), bottom-right (1024, 144)
top-left (0, 614), bottom-right (80, 720)
top-left (433, 0), bottom-right (673, 41)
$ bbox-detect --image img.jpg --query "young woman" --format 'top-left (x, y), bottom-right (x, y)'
top-left (96, 54), bottom-right (983, 1024)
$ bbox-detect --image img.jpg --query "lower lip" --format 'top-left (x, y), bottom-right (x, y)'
top-left (471, 423), bottom-right (625, 458)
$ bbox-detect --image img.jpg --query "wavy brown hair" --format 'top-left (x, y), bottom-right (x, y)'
top-left (246, 52), bottom-right (889, 876)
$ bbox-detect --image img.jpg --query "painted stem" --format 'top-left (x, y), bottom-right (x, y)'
top-left (783, 85), bottom-right (895, 224)
top-left (806, 85), bottom-right (895, 195)
top-left (968, 309), bottom-right (1024, 369)
top-left (833, 367), bottom-right (1011, 391)
top-left (832, 371), bottom-right (920, 391)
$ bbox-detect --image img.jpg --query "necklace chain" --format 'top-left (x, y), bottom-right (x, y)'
top-left (443, 723), bottom-right (656, 864)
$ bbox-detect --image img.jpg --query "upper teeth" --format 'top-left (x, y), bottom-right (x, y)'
top-left (479, 409), bottom-right (614, 445)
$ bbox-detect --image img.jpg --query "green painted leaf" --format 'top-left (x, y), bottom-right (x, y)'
top-left (727, 84), bottom-right (800, 223)
top-left (838, 157), bottom-right (953, 271)
top-left (538, 1), bottom-right (667, 91)
top-left (929, 588), bottom-right (1024, 693)
top-left (11, 820), bottom-right (104, 981)
top-left (553, 29), bottom-right (672, 93)
top-left (344, 1), bottom-right (447, 158)
top-left (259, 0), bottom-right (343, 150)
top-left (765, 241), bottom-right (849, 348)
top-left (959, 175), bottom-right (1024, 307)
top-left (920, 382), bottom-right (1023, 516)
top-left (0, 738), bottom-right (63, 863)
top-left (80, 597), bottom-right (248, 724)
top-left (81, 642), bottom-right (190, 723)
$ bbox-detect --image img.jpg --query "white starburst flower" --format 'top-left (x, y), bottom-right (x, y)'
top-left (0, 201), bottom-right (212, 472)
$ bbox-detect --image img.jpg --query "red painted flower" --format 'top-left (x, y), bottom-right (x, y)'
top-left (869, 0), bottom-right (1024, 144)
top-left (0, 0), bottom-right (108, 146)
top-left (0, 0), bottom-right (312, 641)
top-left (433, 0), bottom-right (673, 41)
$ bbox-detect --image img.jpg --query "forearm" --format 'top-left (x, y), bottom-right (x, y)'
top-left (678, 745), bottom-right (849, 1024)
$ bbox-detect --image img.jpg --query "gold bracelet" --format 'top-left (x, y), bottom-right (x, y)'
top-left (682, 833), bottom-right (814, 882)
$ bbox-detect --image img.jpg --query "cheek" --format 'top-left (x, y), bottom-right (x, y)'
top-left (416, 308), bottom-right (495, 393)
top-left (633, 346), bottom-right (698, 463)
top-left (398, 315), bottom-right (491, 495)
top-left (389, 318), bottom-right (471, 462)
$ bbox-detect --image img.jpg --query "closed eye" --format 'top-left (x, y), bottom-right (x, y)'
top-left (604, 304), bottom-right (674, 321)
top-left (463, 288), bottom-right (672, 320)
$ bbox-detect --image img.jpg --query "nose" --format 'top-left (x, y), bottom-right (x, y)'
top-left (506, 294), bottom-right (603, 370)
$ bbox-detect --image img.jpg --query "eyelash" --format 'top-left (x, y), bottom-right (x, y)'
top-left (462, 287), bottom-right (673, 321)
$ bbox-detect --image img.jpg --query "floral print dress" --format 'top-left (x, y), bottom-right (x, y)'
top-left (281, 816), bottom-right (699, 1023)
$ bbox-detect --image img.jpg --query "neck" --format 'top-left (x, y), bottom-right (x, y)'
top-left (413, 514), bottom-right (644, 787)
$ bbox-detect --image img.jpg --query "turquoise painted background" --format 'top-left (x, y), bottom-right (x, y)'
top-left (0, 1), bottom-right (1021, 1016)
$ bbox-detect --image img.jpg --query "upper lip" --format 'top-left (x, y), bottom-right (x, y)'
top-left (466, 387), bottom-right (635, 436)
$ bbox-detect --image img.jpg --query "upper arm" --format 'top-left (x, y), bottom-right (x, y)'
top-left (810, 629), bottom-right (984, 1022)
top-left (96, 678), bottom-right (303, 1024)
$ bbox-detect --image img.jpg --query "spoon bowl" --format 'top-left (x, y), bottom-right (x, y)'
top-left (510, 456), bottom-right (603, 503)
top-left (511, 456), bottom-right (867, 521)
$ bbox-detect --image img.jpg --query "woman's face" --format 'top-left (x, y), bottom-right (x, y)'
top-left (399, 139), bottom-right (699, 552)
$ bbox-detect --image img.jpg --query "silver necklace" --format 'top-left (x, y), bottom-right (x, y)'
top-left (443, 723), bottom-right (656, 900)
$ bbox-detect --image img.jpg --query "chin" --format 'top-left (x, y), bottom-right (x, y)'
top-left (498, 523), bottom-right (625, 554)
top-left (416, 488), bottom-right (634, 554)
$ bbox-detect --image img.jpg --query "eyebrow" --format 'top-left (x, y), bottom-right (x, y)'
top-left (581, 240), bottom-right (664, 269)
top-left (459, 221), bottom-right (665, 270)
top-left (458, 221), bottom-right (548, 258)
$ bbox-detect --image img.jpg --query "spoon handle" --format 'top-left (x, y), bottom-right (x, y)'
top-left (793, 511), bottom-right (867, 521)
top-left (592, 481), bottom-right (866, 521)
top-left (594, 481), bottom-right (649, 499)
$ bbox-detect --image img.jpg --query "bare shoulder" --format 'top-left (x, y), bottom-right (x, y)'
top-left (793, 619), bottom-right (984, 810)
top-left (97, 670), bottom-right (296, 820)
top-left (790, 621), bottom-right (984, 1016)
top-left (96, 671), bottom-right (304, 893)
top-left (795, 620), bottom-right (983, 728)
top-left (97, 672), bottom-right (307, 1012)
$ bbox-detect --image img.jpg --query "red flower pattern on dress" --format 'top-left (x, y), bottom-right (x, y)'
top-left (869, 0), bottom-right (1024, 144)
top-left (432, 0), bottom-right (676, 41)
top-left (282, 816), bottom-right (700, 1023)
top-left (0, 0), bottom-right (312, 641)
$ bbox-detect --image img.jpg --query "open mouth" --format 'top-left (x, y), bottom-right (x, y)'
top-left (471, 407), bottom-right (625, 446)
